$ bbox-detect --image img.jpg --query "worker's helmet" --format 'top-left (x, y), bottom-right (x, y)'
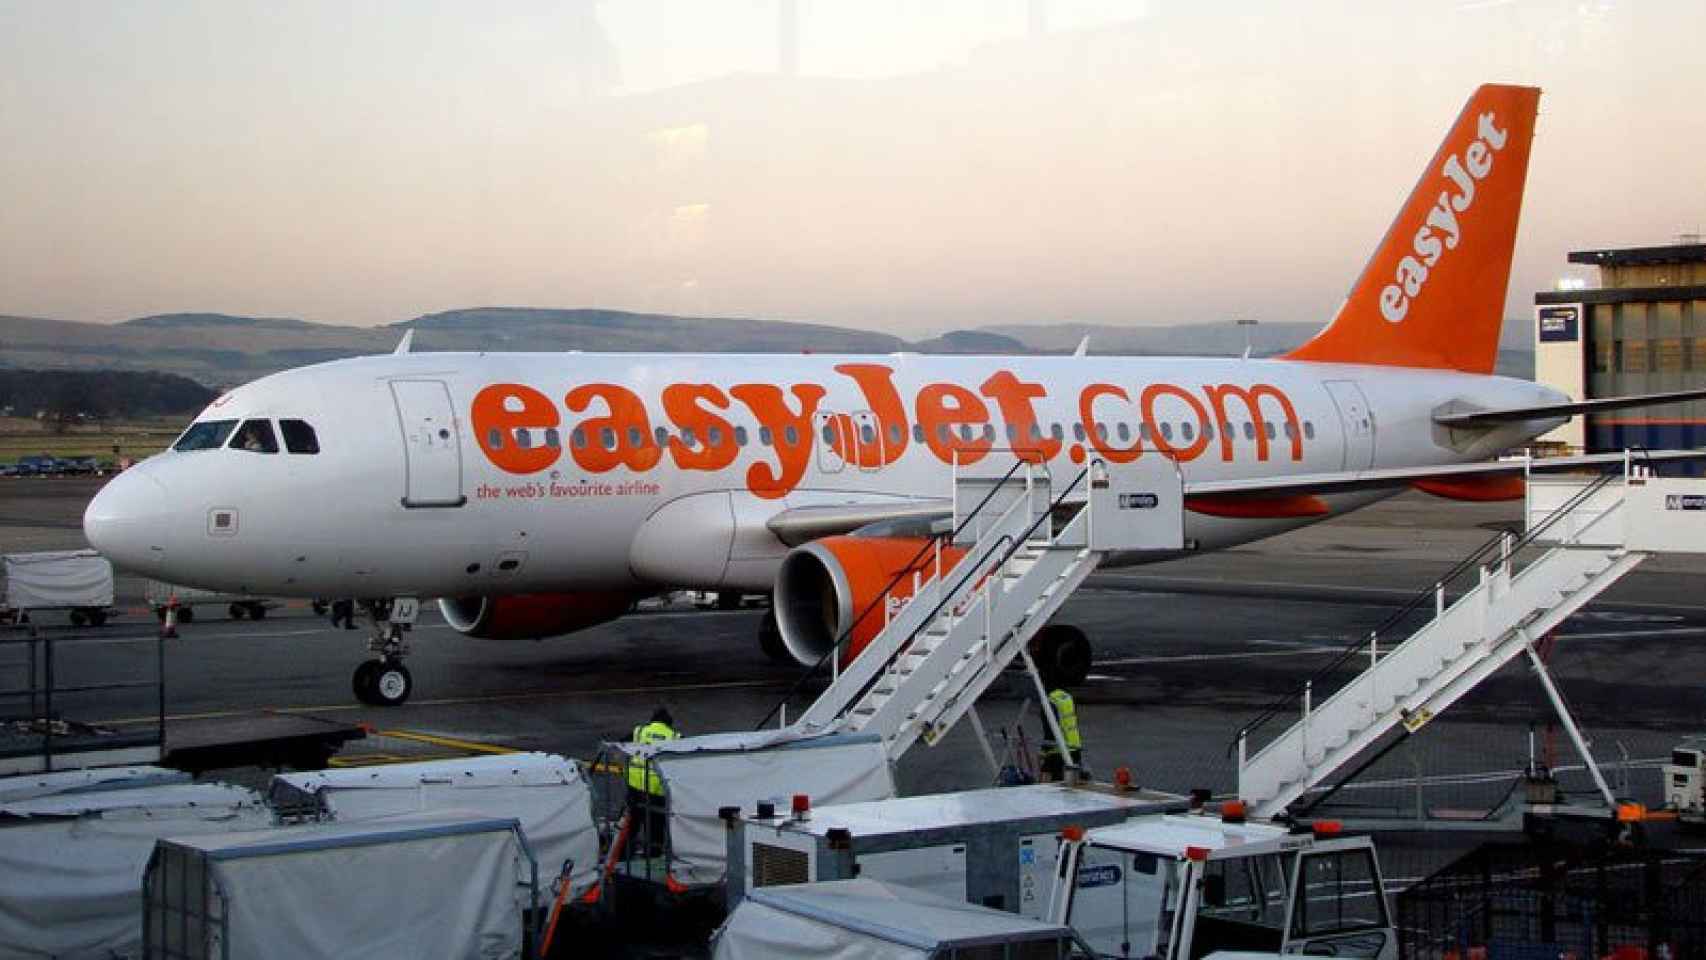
top-left (652, 706), bottom-right (674, 727)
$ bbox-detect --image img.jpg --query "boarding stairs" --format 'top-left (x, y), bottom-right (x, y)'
top-left (1235, 461), bottom-right (1706, 820)
top-left (775, 455), bottom-right (1185, 762)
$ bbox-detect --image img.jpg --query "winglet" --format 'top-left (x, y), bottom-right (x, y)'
top-left (1286, 84), bottom-right (1542, 374)
top-left (393, 329), bottom-right (414, 355)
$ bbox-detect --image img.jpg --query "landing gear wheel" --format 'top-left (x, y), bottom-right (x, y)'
top-left (230, 603), bottom-right (247, 620)
top-left (1032, 624), bottom-right (1092, 688)
top-left (353, 660), bottom-right (381, 704)
top-left (370, 660), bottom-right (413, 706)
top-left (88, 610), bottom-right (108, 627)
top-left (248, 603), bottom-right (267, 620)
top-left (69, 609), bottom-right (87, 627)
top-left (758, 610), bottom-right (791, 663)
top-left (716, 591), bottom-right (742, 611)
top-left (178, 607), bottom-right (195, 623)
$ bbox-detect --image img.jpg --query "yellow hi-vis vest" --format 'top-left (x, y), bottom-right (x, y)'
top-left (628, 721), bottom-right (679, 795)
top-left (1042, 689), bottom-right (1082, 753)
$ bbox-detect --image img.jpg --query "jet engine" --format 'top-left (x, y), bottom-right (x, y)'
top-left (772, 534), bottom-right (966, 667)
top-left (438, 591), bottom-right (636, 641)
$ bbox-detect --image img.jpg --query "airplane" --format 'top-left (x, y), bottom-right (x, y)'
top-left (84, 84), bottom-right (1706, 706)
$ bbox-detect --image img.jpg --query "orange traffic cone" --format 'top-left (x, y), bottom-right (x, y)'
top-left (161, 594), bottom-right (179, 639)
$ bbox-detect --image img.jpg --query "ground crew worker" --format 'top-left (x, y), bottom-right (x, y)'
top-left (329, 598), bottom-right (356, 630)
top-left (627, 707), bottom-right (679, 855)
top-left (1039, 688), bottom-right (1083, 782)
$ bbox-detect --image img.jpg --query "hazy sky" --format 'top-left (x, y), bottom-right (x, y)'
top-left (2, 0), bottom-right (1701, 337)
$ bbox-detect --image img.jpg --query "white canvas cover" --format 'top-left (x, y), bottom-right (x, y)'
top-left (3, 550), bottom-right (113, 610)
top-left (712, 879), bottom-right (1074, 960)
top-left (0, 764), bottom-right (188, 802)
top-left (152, 813), bottom-right (530, 960)
top-left (267, 752), bottom-right (598, 897)
top-left (0, 783), bottom-right (268, 960)
top-left (639, 733), bottom-right (895, 886)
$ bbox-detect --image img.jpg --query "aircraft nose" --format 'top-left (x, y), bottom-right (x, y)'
top-left (83, 467), bottom-right (174, 571)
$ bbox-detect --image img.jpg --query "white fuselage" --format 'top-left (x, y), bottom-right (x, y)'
top-left (84, 352), bottom-right (1562, 599)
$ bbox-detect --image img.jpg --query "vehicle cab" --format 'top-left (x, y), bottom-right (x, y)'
top-left (1048, 813), bottom-right (1395, 960)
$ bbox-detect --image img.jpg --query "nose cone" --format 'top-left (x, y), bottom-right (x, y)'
top-left (84, 467), bottom-right (173, 571)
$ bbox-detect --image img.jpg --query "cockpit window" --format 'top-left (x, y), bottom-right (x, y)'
top-left (229, 419), bottom-right (279, 454)
top-left (174, 419), bottom-right (238, 452)
top-left (279, 419), bottom-right (320, 454)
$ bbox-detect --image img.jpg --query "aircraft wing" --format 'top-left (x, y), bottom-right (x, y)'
top-left (1182, 449), bottom-right (1706, 499)
top-left (765, 450), bottom-right (1706, 541)
top-left (1433, 388), bottom-right (1706, 427)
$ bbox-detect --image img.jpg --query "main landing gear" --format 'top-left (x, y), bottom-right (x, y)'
top-left (352, 597), bottom-right (418, 707)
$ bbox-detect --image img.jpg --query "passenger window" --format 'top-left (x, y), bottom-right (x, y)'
top-left (784, 425), bottom-right (800, 446)
top-left (959, 424), bottom-right (973, 441)
top-left (912, 424), bottom-right (925, 443)
top-left (1203, 423), bottom-right (1215, 441)
top-left (629, 427), bottom-right (644, 447)
top-left (860, 423), bottom-right (875, 444)
top-left (1073, 423), bottom-right (1086, 442)
top-left (1006, 424), bottom-right (1019, 442)
top-left (760, 426), bottom-right (774, 446)
top-left (1160, 422), bottom-right (1173, 441)
top-left (683, 428), bottom-right (699, 447)
top-left (654, 426), bottom-right (670, 447)
top-left (486, 427), bottom-right (504, 450)
top-left (572, 429), bottom-right (587, 449)
top-left (601, 427), bottom-right (617, 451)
top-left (821, 424), bottom-right (835, 444)
top-left (1116, 423), bottom-right (1130, 442)
top-left (229, 419), bottom-right (279, 454)
top-left (1051, 423), bottom-right (1063, 440)
top-left (1140, 423), bottom-right (1153, 441)
top-left (938, 425), bottom-right (950, 442)
top-left (514, 428), bottom-right (533, 449)
top-left (174, 419), bottom-right (238, 452)
top-left (279, 419), bottom-right (320, 454)
top-left (1095, 423), bottom-right (1108, 441)
top-left (982, 424), bottom-right (995, 441)
top-left (1029, 423), bottom-right (1043, 440)
top-left (1180, 422), bottom-right (1195, 441)
top-left (545, 428), bottom-right (561, 449)
top-left (1265, 421), bottom-right (1277, 440)
top-left (735, 426), bottom-right (749, 446)
top-left (887, 424), bottom-right (902, 444)
top-left (1304, 421), bottom-right (1316, 439)
top-left (708, 426), bottom-right (723, 447)
top-left (1284, 422), bottom-right (1298, 439)
top-left (1243, 422), bottom-right (1256, 440)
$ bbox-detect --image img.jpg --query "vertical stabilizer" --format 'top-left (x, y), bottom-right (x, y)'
top-left (1287, 84), bottom-right (1541, 374)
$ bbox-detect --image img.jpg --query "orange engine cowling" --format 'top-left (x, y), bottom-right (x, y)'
top-left (438, 591), bottom-right (635, 640)
top-left (773, 535), bottom-right (967, 667)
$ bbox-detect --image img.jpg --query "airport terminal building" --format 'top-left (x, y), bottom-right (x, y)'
top-left (1534, 241), bottom-right (1706, 453)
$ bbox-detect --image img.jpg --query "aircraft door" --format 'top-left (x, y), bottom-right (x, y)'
top-left (390, 379), bottom-right (466, 508)
top-left (1323, 380), bottom-right (1376, 470)
top-left (813, 411), bottom-right (847, 473)
top-left (850, 410), bottom-right (883, 473)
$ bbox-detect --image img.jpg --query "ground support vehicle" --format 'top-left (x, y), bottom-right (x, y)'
top-left (2, 550), bottom-right (114, 627)
top-left (144, 579), bottom-right (276, 622)
top-left (1048, 813), bottom-right (1396, 960)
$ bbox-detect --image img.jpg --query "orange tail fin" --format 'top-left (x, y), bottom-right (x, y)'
top-left (1286, 84), bottom-right (1541, 374)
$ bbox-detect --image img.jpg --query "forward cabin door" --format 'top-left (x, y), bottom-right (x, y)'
top-left (1323, 380), bottom-right (1376, 470)
top-left (390, 379), bottom-right (467, 508)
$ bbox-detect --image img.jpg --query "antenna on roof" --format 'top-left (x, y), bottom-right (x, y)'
top-left (1072, 336), bottom-right (1089, 358)
top-left (393, 329), bottom-right (415, 355)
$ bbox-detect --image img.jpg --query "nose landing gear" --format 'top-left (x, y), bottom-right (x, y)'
top-left (352, 597), bottom-right (418, 706)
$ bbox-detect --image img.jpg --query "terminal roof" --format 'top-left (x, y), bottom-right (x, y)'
top-left (1568, 244), bottom-right (1706, 267)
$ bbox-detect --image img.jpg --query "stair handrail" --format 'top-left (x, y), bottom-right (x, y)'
top-left (1227, 467), bottom-right (1624, 759)
top-left (753, 457), bottom-right (1031, 730)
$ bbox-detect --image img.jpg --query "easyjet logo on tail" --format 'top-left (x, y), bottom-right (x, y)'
top-left (1379, 110), bottom-right (1509, 324)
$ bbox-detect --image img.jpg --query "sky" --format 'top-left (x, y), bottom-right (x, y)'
top-left (1, 0), bottom-right (1701, 338)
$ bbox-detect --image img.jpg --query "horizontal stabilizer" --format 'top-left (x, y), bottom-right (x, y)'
top-left (1435, 388), bottom-right (1706, 428)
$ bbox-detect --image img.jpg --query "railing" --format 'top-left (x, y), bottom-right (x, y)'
top-left (755, 457), bottom-right (1090, 733)
top-left (0, 626), bottom-right (166, 773)
top-left (1228, 466), bottom-right (1625, 762)
top-left (754, 457), bottom-right (1032, 730)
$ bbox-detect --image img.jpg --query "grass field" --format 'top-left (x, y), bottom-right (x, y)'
top-left (0, 416), bottom-right (184, 463)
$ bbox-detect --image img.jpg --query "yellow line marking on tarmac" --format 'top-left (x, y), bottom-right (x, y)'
top-left (329, 752), bottom-right (463, 767)
top-left (93, 679), bottom-right (777, 726)
top-left (375, 729), bottom-right (516, 755)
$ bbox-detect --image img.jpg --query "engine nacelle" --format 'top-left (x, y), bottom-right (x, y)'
top-left (438, 591), bottom-right (635, 640)
top-left (773, 535), bottom-right (966, 667)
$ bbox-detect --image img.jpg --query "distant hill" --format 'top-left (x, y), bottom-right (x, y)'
top-left (0, 369), bottom-right (215, 419)
top-left (0, 308), bottom-right (1535, 386)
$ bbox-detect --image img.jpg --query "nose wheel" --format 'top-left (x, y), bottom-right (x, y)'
top-left (354, 658), bottom-right (413, 706)
top-left (352, 597), bottom-right (419, 706)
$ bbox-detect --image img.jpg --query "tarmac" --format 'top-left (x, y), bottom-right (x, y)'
top-left (6, 475), bottom-right (1706, 889)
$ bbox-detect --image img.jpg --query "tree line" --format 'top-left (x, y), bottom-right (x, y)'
top-left (0, 370), bottom-right (217, 420)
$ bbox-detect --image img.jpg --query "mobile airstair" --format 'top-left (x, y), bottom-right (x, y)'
top-left (771, 455), bottom-right (1186, 763)
top-left (1235, 460), bottom-right (1706, 819)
